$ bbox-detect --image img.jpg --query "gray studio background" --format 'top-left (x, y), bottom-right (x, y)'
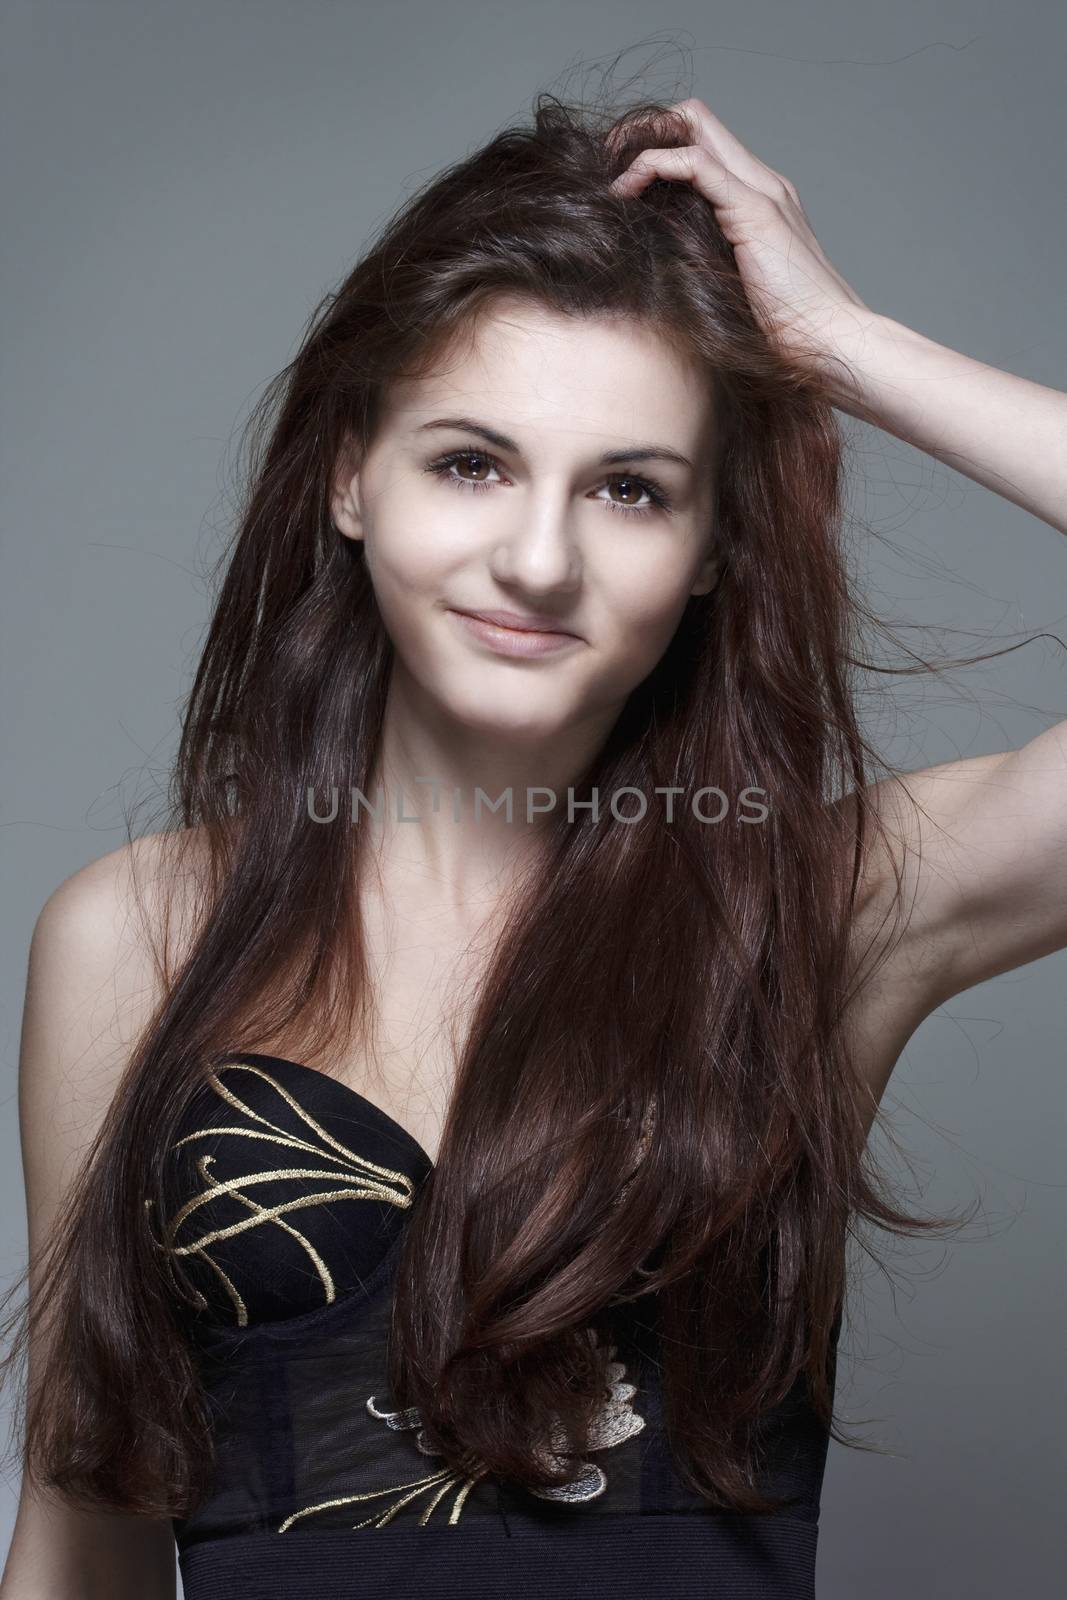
top-left (2, 2), bottom-right (1064, 1594)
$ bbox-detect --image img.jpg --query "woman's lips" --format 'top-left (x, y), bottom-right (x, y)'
top-left (449, 608), bottom-right (583, 658)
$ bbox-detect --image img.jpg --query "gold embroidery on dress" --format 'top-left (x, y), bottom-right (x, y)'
top-left (146, 1060), bottom-right (418, 1326)
top-left (276, 1330), bottom-right (645, 1530)
top-left (612, 1094), bottom-right (658, 1215)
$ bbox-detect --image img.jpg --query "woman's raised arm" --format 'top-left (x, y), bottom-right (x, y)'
top-left (611, 95), bottom-right (1067, 535)
top-left (613, 96), bottom-right (1067, 1024)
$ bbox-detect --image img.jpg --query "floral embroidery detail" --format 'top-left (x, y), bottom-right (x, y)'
top-left (277, 1329), bottom-right (646, 1531)
top-left (527, 1338), bottom-right (646, 1502)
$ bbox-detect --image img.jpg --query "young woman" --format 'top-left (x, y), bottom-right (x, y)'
top-left (2, 92), bottom-right (1064, 1599)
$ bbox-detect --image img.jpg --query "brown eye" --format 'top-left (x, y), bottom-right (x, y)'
top-left (425, 450), bottom-right (503, 495)
top-left (454, 453), bottom-right (493, 481)
top-left (609, 477), bottom-right (645, 506)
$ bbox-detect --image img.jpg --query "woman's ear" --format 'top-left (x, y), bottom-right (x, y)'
top-left (690, 549), bottom-right (721, 597)
top-left (331, 439), bottom-right (365, 542)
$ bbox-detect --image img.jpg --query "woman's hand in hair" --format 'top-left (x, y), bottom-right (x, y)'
top-left (608, 97), bottom-right (875, 391)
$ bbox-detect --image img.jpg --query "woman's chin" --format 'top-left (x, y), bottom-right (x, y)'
top-left (429, 681), bottom-right (578, 740)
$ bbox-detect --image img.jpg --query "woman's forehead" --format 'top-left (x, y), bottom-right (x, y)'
top-left (383, 303), bottom-right (717, 455)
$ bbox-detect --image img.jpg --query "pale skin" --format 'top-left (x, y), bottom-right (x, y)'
top-left (5, 96), bottom-right (1066, 1597)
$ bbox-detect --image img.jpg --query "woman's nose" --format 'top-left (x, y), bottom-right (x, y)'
top-left (490, 491), bottom-right (582, 592)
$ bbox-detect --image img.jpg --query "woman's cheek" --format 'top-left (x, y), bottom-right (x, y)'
top-left (612, 577), bottom-right (694, 662)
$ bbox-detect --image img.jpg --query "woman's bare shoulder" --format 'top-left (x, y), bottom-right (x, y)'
top-left (22, 825), bottom-right (217, 1121)
top-left (6, 830), bottom-right (201, 1596)
top-left (30, 824), bottom-right (216, 986)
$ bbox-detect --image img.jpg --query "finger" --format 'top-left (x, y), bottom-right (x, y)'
top-left (669, 98), bottom-right (799, 205)
top-left (610, 144), bottom-right (754, 213)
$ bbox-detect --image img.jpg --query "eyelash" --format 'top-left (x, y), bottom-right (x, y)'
top-left (423, 448), bottom-right (673, 518)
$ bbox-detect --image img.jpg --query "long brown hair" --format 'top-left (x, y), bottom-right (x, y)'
top-left (2, 87), bottom-right (978, 1520)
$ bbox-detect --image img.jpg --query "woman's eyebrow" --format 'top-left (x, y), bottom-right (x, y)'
top-left (414, 415), bottom-right (694, 471)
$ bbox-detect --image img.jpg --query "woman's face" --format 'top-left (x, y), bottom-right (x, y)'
top-left (331, 297), bottom-right (720, 744)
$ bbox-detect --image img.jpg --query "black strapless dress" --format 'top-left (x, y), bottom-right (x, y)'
top-left (160, 1053), bottom-right (839, 1599)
